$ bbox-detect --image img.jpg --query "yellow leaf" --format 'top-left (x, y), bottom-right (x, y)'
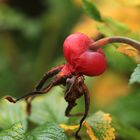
top-left (83, 121), bottom-right (98, 140)
top-left (59, 124), bottom-right (79, 131)
top-left (117, 44), bottom-right (139, 57)
top-left (102, 113), bottom-right (116, 140)
top-left (85, 111), bottom-right (116, 140)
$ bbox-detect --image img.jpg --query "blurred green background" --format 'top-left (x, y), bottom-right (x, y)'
top-left (0, 0), bottom-right (140, 139)
top-left (0, 0), bottom-right (82, 97)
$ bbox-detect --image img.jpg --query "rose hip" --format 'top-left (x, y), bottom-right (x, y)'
top-left (63, 33), bottom-right (94, 65)
top-left (63, 33), bottom-right (107, 76)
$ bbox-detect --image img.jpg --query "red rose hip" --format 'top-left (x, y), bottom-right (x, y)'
top-left (63, 33), bottom-right (107, 76)
top-left (73, 50), bottom-right (106, 76)
top-left (63, 33), bottom-right (94, 65)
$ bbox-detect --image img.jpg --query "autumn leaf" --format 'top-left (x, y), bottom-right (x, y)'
top-left (84, 111), bottom-right (116, 140)
top-left (59, 124), bottom-right (79, 131)
top-left (83, 121), bottom-right (98, 140)
top-left (117, 44), bottom-right (139, 57)
top-left (60, 111), bottom-right (115, 140)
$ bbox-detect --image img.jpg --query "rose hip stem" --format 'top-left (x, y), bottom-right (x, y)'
top-left (89, 36), bottom-right (140, 51)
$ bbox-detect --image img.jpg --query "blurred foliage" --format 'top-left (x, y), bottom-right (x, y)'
top-left (0, 100), bottom-right (27, 131)
top-left (0, 0), bottom-right (82, 96)
top-left (0, 0), bottom-right (140, 139)
top-left (82, 0), bottom-right (102, 21)
top-left (0, 123), bottom-right (25, 140)
top-left (29, 87), bottom-right (68, 124)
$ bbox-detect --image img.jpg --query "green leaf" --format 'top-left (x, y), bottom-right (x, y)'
top-left (0, 123), bottom-right (25, 140)
top-left (0, 99), bottom-right (27, 130)
top-left (98, 17), bottom-right (130, 36)
top-left (0, 122), bottom-right (68, 140)
top-left (26, 122), bottom-right (68, 140)
top-left (129, 64), bottom-right (140, 84)
top-left (29, 87), bottom-right (68, 124)
top-left (104, 17), bottom-right (129, 35)
top-left (86, 111), bottom-right (115, 140)
top-left (82, 0), bottom-right (102, 22)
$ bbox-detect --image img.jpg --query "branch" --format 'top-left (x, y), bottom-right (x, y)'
top-left (89, 36), bottom-right (140, 51)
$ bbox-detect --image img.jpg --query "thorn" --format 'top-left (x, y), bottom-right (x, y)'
top-left (5, 96), bottom-right (16, 103)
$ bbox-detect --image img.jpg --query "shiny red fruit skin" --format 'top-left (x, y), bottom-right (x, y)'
top-left (63, 33), bottom-right (107, 76)
top-left (63, 33), bottom-right (93, 65)
top-left (73, 50), bottom-right (106, 76)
